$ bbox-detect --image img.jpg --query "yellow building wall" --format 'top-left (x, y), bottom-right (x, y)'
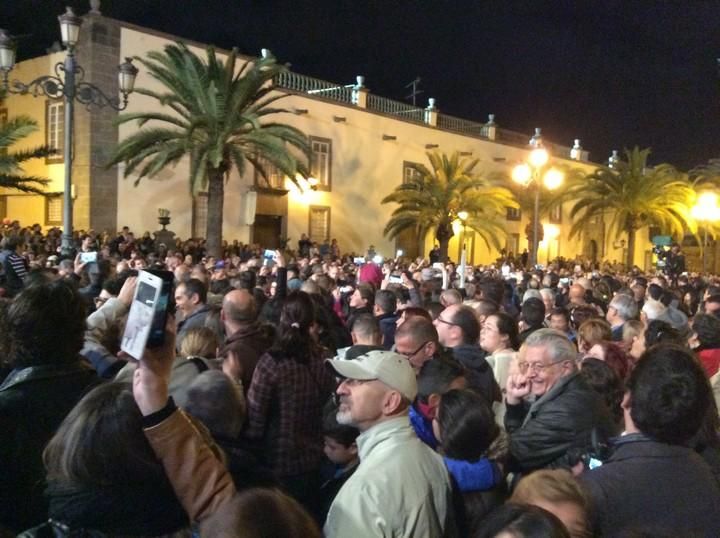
top-left (1, 52), bottom-right (67, 227)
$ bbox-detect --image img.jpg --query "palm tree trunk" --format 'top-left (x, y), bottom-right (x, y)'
top-left (436, 222), bottom-right (453, 262)
top-left (206, 167), bottom-right (225, 258)
top-left (626, 227), bottom-right (637, 268)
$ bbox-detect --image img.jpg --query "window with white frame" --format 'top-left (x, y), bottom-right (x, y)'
top-left (310, 137), bottom-right (331, 190)
top-left (402, 161), bottom-right (423, 184)
top-left (46, 101), bottom-right (64, 160)
top-left (192, 193), bottom-right (208, 238)
top-left (309, 205), bottom-right (330, 242)
top-left (45, 194), bottom-right (63, 225)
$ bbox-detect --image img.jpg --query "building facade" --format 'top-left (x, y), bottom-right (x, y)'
top-left (1, 8), bottom-right (650, 266)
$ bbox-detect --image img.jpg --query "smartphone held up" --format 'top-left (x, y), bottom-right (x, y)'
top-left (120, 269), bottom-right (174, 360)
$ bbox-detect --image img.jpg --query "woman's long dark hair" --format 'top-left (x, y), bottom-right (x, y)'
top-left (437, 389), bottom-right (499, 461)
top-left (272, 291), bottom-right (319, 362)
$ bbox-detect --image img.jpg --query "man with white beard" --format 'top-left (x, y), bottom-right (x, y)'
top-left (324, 350), bottom-right (456, 537)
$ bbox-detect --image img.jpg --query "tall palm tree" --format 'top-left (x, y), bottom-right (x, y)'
top-left (107, 43), bottom-right (309, 257)
top-left (382, 151), bottom-right (516, 262)
top-left (565, 147), bottom-right (696, 267)
top-left (0, 115), bottom-right (53, 194)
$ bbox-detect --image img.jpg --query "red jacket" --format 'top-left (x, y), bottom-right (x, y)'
top-left (698, 348), bottom-right (720, 378)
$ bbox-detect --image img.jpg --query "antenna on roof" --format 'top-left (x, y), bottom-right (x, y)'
top-left (405, 77), bottom-right (423, 106)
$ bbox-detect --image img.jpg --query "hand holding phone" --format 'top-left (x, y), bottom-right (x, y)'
top-left (132, 314), bottom-right (176, 416)
top-left (120, 270), bottom-right (173, 360)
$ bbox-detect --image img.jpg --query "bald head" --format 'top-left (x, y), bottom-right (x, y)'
top-left (568, 284), bottom-right (586, 304)
top-left (222, 289), bottom-right (257, 331)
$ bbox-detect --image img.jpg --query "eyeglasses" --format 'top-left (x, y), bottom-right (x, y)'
top-left (398, 341), bottom-right (430, 358)
top-left (518, 358), bottom-right (568, 374)
top-left (435, 317), bottom-right (459, 327)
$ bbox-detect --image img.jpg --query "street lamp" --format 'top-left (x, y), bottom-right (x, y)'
top-left (691, 192), bottom-right (720, 274)
top-left (0, 8), bottom-right (138, 257)
top-left (512, 133), bottom-right (564, 267)
top-left (457, 210), bottom-right (469, 259)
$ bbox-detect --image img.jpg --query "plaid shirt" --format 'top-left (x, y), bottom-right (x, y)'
top-left (245, 350), bottom-right (336, 476)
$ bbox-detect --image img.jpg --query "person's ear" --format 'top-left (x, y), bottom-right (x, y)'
top-left (428, 392), bottom-right (441, 411)
top-left (348, 442), bottom-right (358, 457)
top-left (383, 390), bottom-right (404, 415)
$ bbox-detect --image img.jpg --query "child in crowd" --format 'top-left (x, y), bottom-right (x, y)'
top-left (316, 420), bottom-right (360, 525)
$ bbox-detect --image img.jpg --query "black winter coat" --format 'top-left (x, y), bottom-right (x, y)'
top-left (581, 434), bottom-right (720, 537)
top-left (0, 362), bottom-right (99, 533)
top-left (505, 373), bottom-right (615, 473)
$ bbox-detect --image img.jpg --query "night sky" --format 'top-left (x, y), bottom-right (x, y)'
top-left (4, 0), bottom-right (720, 169)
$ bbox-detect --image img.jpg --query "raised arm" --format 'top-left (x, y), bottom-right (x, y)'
top-left (133, 317), bottom-right (236, 522)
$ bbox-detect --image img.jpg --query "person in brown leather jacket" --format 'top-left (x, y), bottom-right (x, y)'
top-left (134, 316), bottom-right (321, 537)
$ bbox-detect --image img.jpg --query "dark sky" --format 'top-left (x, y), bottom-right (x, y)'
top-left (4, 0), bottom-right (720, 169)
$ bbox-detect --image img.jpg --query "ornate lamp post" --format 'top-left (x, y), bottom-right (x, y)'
top-left (0, 8), bottom-right (138, 257)
top-left (512, 129), bottom-right (564, 267)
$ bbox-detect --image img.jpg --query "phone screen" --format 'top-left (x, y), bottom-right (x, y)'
top-left (389, 275), bottom-right (402, 283)
top-left (121, 277), bottom-right (160, 360)
top-left (146, 270), bottom-right (174, 348)
top-left (80, 251), bottom-right (97, 264)
top-left (263, 249), bottom-right (275, 260)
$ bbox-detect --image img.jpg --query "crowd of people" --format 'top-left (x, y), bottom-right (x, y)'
top-left (1, 220), bottom-right (720, 537)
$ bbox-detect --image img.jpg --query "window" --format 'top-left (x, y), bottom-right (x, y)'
top-left (309, 205), bottom-right (330, 242)
top-left (45, 194), bottom-right (63, 225)
top-left (46, 101), bottom-right (64, 161)
top-left (253, 156), bottom-right (286, 190)
top-left (309, 136), bottom-right (331, 190)
top-left (507, 207), bottom-right (521, 221)
top-left (192, 193), bottom-right (208, 239)
top-left (402, 161), bottom-right (423, 184)
top-left (549, 204), bottom-right (562, 224)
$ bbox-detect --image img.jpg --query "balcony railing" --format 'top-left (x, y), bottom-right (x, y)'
top-left (366, 94), bottom-right (424, 123)
top-left (274, 71), bottom-right (579, 160)
top-left (275, 71), bottom-right (354, 104)
top-left (436, 113), bottom-right (488, 136)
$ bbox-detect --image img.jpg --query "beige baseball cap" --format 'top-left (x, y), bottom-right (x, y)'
top-left (326, 350), bottom-right (417, 401)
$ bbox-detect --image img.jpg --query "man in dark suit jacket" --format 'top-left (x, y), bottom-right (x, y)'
top-left (580, 345), bottom-right (720, 536)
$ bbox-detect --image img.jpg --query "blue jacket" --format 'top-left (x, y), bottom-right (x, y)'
top-left (409, 405), bottom-right (499, 492)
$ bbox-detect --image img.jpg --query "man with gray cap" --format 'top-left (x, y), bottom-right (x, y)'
top-left (324, 350), bottom-right (455, 537)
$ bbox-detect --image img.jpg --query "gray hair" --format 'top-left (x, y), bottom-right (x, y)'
top-left (539, 288), bottom-right (555, 304)
top-left (522, 289), bottom-right (542, 304)
top-left (524, 328), bottom-right (578, 365)
top-left (609, 293), bottom-right (638, 321)
top-left (184, 370), bottom-right (245, 438)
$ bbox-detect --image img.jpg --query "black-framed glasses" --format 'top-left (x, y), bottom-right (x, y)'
top-left (435, 317), bottom-right (458, 327)
top-left (398, 340), bottom-right (430, 358)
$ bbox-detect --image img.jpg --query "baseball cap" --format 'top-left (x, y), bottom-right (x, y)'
top-left (326, 350), bottom-right (417, 401)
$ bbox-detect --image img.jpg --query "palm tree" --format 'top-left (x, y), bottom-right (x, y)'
top-left (565, 147), bottom-right (696, 267)
top-left (107, 43), bottom-right (309, 257)
top-left (382, 151), bottom-right (516, 262)
top-left (0, 115), bottom-right (53, 194)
